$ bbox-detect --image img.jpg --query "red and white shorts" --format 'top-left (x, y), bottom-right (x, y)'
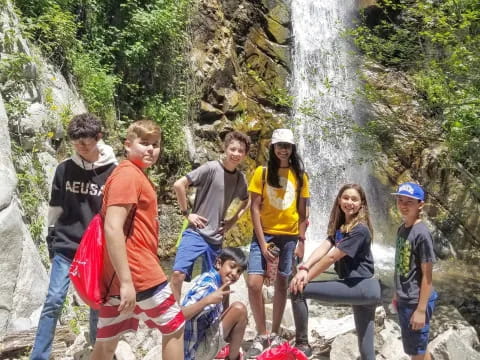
top-left (96, 282), bottom-right (185, 341)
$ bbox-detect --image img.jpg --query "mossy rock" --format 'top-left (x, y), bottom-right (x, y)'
top-left (247, 27), bottom-right (291, 67)
top-left (266, 16), bottom-right (290, 44)
top-left (262, 0), bottom-right (290, 25)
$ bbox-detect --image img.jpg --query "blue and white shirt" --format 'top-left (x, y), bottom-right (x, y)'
top-left (182, 269), bottom-right (223, 360)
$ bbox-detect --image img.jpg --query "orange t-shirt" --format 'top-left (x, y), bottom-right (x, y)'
top-left (101, 160), bottom-right (166, 296)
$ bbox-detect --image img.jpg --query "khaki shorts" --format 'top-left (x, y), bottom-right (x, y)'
top-left (195, 321), bottom-right (227, 360)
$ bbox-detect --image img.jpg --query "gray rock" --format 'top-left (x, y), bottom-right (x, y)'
top-left (330, 332), bottom-right (360, 360)
top-left (375, 319), bottom-right (409, 360)
top-left (0, 200), bottom-right (48, 336)
top-left (0, 94), bottom-right (16, 211)
top-left (430, 327), bottom-right (480, 360)
top-left (143, 345), bottom-right (162, 360)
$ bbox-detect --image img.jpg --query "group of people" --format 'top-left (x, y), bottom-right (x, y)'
top-left (30, 114), bottom-right (437, 360)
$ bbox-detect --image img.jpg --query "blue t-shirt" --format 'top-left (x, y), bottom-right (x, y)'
top-left (328, 223), bottom-right (374, 279)
top-left (182, 269), bottom-right (223, 360)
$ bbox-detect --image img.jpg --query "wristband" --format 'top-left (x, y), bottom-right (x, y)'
top-left (298, 265), bottom-right (309, 272)
top-left (181, 209), bottom-right (189, 217)
top-left (298, 235), bottom-right (306, 242)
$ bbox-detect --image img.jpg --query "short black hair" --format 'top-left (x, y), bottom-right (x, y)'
top-left (216, 247), bottom-right (248, 271)
top-left (67, 113), bottom-right (102, 139)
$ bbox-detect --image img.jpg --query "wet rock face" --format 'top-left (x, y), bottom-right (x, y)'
top-left (363, 62), bottom-right (480, 258)
top-left (160, 0), bottom-right (292, 248)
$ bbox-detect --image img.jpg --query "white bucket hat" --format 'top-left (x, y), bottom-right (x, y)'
top-left (271, 128), bottom-right (295, 145)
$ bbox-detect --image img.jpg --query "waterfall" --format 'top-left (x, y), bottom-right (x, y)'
top-left (291, 0), bottom-right (392, 256)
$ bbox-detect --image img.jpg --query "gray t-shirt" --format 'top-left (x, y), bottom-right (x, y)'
top-left (394, 222), bottom-right (436, 304)
top-left (186, 160), bottom-right (248, 245)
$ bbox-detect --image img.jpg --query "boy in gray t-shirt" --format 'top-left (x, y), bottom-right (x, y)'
top-left (392, 182), bottom-right (437, 360)
top-left (170, 131), bottom-right (251, 302)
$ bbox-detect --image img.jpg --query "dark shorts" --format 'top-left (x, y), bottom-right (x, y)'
top-left (247, 233), bottom-right (297, 277)
top-left (398, 291), bottom-right (438, 355)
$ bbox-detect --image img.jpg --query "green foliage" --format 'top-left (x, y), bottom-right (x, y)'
top-left (247, 67), bottom-right (293, 108)
top-left (70, 51), bottom-right (119, 125)
top-left (0, 53), bottom-right (32, 99)
top-left (24, 3), bottom-right (78, 66)
top-left (12, 144), bottom-right (49, 246)
top-left (349, 0), bottom-right (480, 176)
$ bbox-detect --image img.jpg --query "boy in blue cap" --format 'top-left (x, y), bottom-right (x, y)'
top-left (391, 182), bottom-right (438, 360)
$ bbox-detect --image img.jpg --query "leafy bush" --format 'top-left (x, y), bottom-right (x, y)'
top-left (350, 0), bottom-right (480, 176)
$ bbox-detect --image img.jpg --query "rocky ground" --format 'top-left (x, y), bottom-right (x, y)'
top-left (1, 274), bottom-right (479, 360)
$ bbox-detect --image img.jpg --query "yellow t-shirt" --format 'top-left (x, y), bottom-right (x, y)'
top-left (248, 166), bottom-right (310, 235)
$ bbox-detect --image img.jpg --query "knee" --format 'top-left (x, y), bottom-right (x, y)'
top-left (91, 340), bottom-right (117, 359)
top-left (231, 301), bottom-right (247, 315)
top-left (247, 277), bottom-right (263, 293)
top-left (230, 302), bottom-right (248, 324)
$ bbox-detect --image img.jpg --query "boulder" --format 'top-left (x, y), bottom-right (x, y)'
top-left (430, 327), bottom-right (480, 360)
top-left (114, 340), bottom-right (136, 360)
top-left (375, 319), bottom-right (409, 360)
top-left (266, 17), bottom-right (290, 45)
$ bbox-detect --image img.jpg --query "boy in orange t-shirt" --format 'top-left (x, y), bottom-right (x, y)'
top-left (90, 120), bottom-right (185, 360)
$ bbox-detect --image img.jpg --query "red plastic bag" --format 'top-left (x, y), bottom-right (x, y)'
top-left (256, 342), bottom-right (308, 360)
top-left (69, 214), bottom-right (104, 309)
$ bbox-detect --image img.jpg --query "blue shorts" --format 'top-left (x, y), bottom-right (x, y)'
top-left (247, 233), bottom-right (297, 277)
top-left (172, 229), bottom-right (221, 281)
top-left (397, 291), bottom-right (438, 355)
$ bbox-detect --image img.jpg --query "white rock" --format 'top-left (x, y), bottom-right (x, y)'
top-left (115, 340), bottom-right (136, 360)
top-left (429, 328), bottom-right (480, 360)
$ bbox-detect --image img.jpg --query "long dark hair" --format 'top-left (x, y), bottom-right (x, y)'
top-left (267, 144), bottom-right (305, 189)
top-left (326, 184), bottom-right (373, 241)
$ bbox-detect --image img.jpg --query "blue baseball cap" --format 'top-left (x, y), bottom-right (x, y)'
top-left (391, 182), bottom-right (425, 201)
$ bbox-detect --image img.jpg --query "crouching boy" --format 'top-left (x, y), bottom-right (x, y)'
top-left (182, 247), bottom-right (248, 360)
top-left (90, 120), bottom-right (185, 360)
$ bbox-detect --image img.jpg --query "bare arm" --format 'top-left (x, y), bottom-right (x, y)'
top-left (297, 197), bottom-right (309, 239)
top-left (173, 176), bottom-right (207, 228)
top-left (250, 192), bottom-right (275, 262)
top-left (104, 204), bottom-right (135, 314)
top-left (410, 262), bottom-right (433, 330)
top-left (290, 240), bottom-right (346, 294)
top-left (181, 282), bottom-right (231, 320)
top-left (308, 247), bottom-right (346, 280)
top-left (295, 197), bottom-right (309, 259)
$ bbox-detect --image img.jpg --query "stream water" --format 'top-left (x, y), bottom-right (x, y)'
top-left (289, 0), bottom-right (480, 338)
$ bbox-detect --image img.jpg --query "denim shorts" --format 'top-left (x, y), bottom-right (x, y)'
top-left (247, 233), bottom-right (297, 277)
top-left (398, 291), bottom-right (438, 355)
top-left (172, 229), bottom-right (221, 281)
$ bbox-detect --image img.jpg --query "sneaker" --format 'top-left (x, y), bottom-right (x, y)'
top-left (295, 342), bottom-right (313, 358)
top-left (246, 335), bottom-right (268, 358)
top-left (215, 344), bottom-right (230, 359)
top-left (269, 333), bottom-right (287, 348)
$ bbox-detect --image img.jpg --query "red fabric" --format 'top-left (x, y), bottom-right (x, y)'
top-left (69, 214), bottom-right (104, 310)
top-left (256, 342), bottom-right (308, 360)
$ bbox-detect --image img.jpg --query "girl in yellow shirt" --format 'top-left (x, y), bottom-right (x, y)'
top-left (246, 129), bottom-right (309, 357)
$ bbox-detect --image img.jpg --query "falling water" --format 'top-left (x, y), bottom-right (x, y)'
top-left (291, 0), bottom-right (394, 263)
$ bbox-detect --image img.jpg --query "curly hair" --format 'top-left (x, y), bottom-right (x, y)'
top-left (67, 113), bottom-right (102, 139)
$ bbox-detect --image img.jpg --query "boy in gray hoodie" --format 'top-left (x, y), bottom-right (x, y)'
top-left (31, 113), bottom-right (117, 360)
